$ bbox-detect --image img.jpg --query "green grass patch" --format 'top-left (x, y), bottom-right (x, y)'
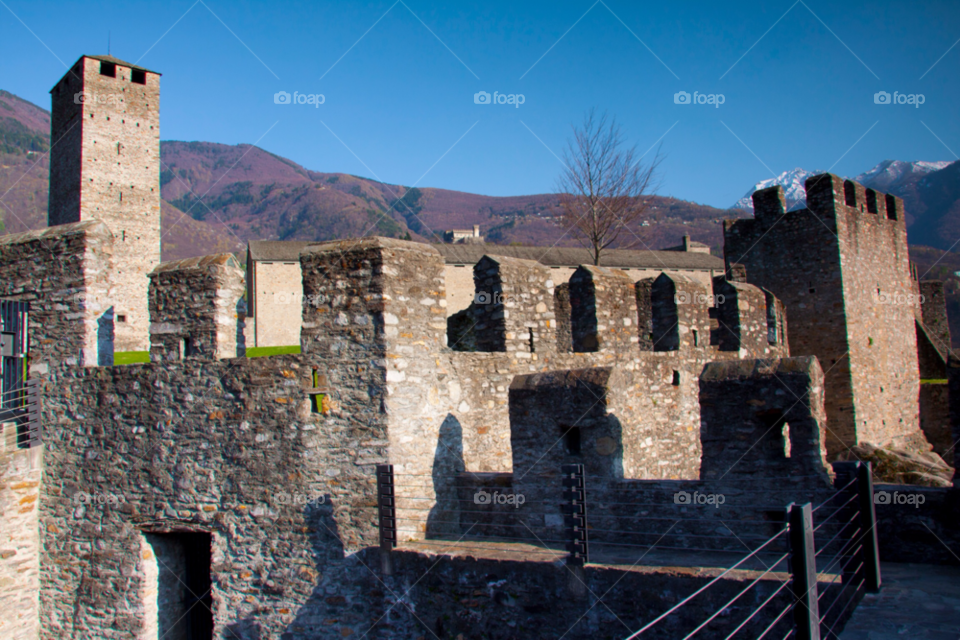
top-left (920, 378), bottom-right (948, 385)
top-left (246, 345), bottom-right (301, 358)
top-left (114, 351), bottom-right (150, 365)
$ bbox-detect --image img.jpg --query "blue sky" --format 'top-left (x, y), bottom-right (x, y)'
top-left (2, 0), bottom-right (958, 208)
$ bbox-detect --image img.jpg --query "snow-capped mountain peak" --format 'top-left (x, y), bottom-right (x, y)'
top-left (732, 160), bottom-right (951, 212)
top-left (853, 160), bottom-right (951, 192)
top-left (731, 168), bottom-right (822, 211)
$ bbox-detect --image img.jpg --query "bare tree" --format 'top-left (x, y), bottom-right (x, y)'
top-left (556, 109), bottom-right (661, 265)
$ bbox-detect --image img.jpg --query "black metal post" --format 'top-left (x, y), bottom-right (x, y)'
top-left (561, 463), bottom-right (588, 566)
top-left (789, 502), bottom-right (820, 640)
top-left (856, 462), bottom-right (881, 593)
top-left (376, 464), bottom-right (396, 575)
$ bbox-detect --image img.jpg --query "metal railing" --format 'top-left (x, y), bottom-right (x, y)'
top-left (374, 461), bottom-right (881, 639)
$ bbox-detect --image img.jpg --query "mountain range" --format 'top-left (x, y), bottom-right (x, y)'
top-left (3, 87), bottom-right (960, 344)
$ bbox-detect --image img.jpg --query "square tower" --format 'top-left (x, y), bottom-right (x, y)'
top-left (724, 175), bottom-right (924, 456)
top-left (48, 55), bottom-right (162, 352)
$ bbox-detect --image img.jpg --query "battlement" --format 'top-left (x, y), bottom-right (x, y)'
top-left (750, 174), bottom-right (905, 226)
top-left (646, 272), bottom-right (712, 352)
top-left (148, 253), bottom-right (245, 361)
top-left (569, 265), bottom-right (636, 354)
top-left (299, 236), bottom-right (447, 361)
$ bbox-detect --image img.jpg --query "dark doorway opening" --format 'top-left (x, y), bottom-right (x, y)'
top-left (144, 531), bottom-right (214, 640)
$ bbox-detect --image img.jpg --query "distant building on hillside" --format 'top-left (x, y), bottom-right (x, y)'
top-left (244, 238), bottom-right (725, 347)
top-left (442, 225), bottom-right (483, 244)
top-left (665, 235), bottom-right (712, 254)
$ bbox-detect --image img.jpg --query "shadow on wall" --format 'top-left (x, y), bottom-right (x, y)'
top-left (427, 413), bottom-right (466, 539)
top-left (280, 496), bottom-right (353, 640)
top-left (97, 307), bottom-right (114, 366)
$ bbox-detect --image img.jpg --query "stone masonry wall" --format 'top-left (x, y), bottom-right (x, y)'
top-left (713, 280), bottom-right (769, 354)
top-left (0, 221), bottom-right (113, 369)
top-left (698, 357), bottom-right (830, 486)
top-left (569, 265), bottom-right (638, 354)
top-left (0, 442), bottom-right (42, 640)
top-left (12, 233), bottom-right (803, 639)
top-left (919, 280), bottom-right (951, 356)
top-left (471, 254), bottom-right (555, 354)
top-left (149, 253), bottom-right (245, 361)
top-left (725, 177), bottom-right (923, 455)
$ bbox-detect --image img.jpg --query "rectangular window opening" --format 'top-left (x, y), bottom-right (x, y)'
top-left (131, 69), bottom-right (146, 85)
top-left (672, 370), bottom-right (680, 386)
top-left (561, 425), bottom-right (581, 455)
top-left (528, 328), bottom-right (535, 353)
top-left (100, 62), bottom-right (116, 78)
top-left (116, 314), bottom-right (127, 323)
top-left (885, 194), bottom-right (898, 220)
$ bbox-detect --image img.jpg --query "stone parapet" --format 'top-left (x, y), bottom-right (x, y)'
top-left (148, 253), bottom-right (245, 361)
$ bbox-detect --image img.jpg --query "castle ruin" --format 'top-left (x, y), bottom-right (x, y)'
top-left (0, 56), bottom-right (954, 640)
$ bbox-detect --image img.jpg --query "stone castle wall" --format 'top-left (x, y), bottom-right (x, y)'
top-left (48, 56), bottom-right (161, 352)
top-left (725, 175), bottom-right (924, 455)
top-left (0, 221), bottom-right (113, 368)
top-left (0, 440), bottom-right (42, 640)
top-left (149, 253), bottom-right (245, 361)
top-left (0, 227), bottom-right (938, 639)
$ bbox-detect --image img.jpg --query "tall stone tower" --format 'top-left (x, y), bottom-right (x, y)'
top-left (724, 174), bottom-right (925, 456)
top-left (48, 55), bottom-right (161, 352)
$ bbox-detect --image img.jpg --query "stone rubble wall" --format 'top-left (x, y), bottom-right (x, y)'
top-left (0, 234), bottom-right (828, 640)
top-left (698, 357), bottom-right (831, 484)
top-left (0, 441), bottom-right (42, 640)
top-left (148, 253), bottom-right (245, 361)
top-left (569, 265), bottom-right (638, 354)
top-left (0, 221), bottom-right (113, 369)
top-left (650, 273), bottom-right (712, 352)
top-left (470, 254), bottom-right (556, 354)
top-left (713, 279), bottom-right (769, 354)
